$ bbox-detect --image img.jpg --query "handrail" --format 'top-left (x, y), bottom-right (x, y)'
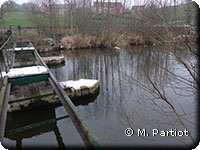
top-left (0, 34), bottom-right (15, 73)
top-left (0, 34), bottom-right (14, 51)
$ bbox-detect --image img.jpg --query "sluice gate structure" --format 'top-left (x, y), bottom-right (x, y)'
top-left (0, 34), bottom-right (101, 148)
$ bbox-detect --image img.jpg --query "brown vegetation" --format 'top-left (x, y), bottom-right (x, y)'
top-left (0, 31), bottom-right (9, 47)
top-left (2, 0), bottom-right (196, 50)
top-left (61, 33), bottom-right (155, 50)
top-left (61, 34), bottom-right (112, 50)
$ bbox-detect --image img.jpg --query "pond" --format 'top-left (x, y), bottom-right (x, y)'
top-left (4, 46), bottom-right (198, 148)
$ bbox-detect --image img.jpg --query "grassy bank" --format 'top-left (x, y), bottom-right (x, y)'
top-left (4, 11), bottom-right (32, 27)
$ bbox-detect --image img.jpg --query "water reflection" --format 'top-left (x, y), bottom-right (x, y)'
top-left (50, 47), bottom-right (197, 147)
top-left (4, 82), bottom-right (97, 148)
top-left (5, 106), bottom-right (66, 149)
top-left (4, 46), bottom-right (197, 148)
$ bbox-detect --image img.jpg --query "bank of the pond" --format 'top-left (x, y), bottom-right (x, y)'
top-left (22, 34), bottom-right (155, 51)
top-left (61, 34), bottom-right (154, 50)
top-left (39, 34), bottom-right (196, 52)
top-left (17, 31), bottom-right (197, 53)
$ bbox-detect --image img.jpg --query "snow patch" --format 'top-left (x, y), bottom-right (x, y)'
top-left (3, 66), bottom-right (48, 78)
top-left (60, 79), bottom-right (99, 90)
top-left (14, 47), bottom-right (35, 51)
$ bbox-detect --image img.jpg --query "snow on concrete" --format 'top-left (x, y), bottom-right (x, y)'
top-left (1, 72), bottom-right (7, 78)
top-left (42, 56), bottom-right (65, 61)
top-left (42, 56), bottom-right (65, 65)
top-left (60, 79), bottom-right (99, 90)
top-left (14, 47), bottom-right (35, 51)
top-left (3, 66), bottom-right (48, 78)
top-left (6, 47), bottom-right (35, 51)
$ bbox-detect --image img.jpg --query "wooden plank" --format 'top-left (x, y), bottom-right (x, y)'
top-left (9, 74), bottom-right (49, 86)
top-left (0, 82), bottom-right (11, 141)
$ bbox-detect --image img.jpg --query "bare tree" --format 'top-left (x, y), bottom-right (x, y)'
top-left (28, 0), bottom-right (62, 39)
top-left (108, 0), bottom-right (198, 146)
top-left (0, 0), bottom-right (14, 30)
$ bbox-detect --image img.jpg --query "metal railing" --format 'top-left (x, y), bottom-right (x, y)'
top-left (0, 34), bottom-right (16, 87)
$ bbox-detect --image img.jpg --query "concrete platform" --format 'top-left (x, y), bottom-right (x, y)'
top-left (60, 79), bottom-right (100, 98)
top-left (8, 79), bottom-right (100, 112)
top-left (2, 66), bottom-right (48, 78)
top-left (42, 56), bottom-right (65, 65)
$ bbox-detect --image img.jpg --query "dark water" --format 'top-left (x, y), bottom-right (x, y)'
top-left (4, 47), bottom-right (198, 148)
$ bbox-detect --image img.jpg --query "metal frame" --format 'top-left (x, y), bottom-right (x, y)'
top-left (34, 47), bottom-right (101, 148)
top-left (9, 93), bottom-right (55, 104)
top-left (0, 38), bottom-right (102, 148)
top-left (0, 81), bottom-right (11, 142)
top-left (5, 115), bottom-right (69, 136)
top-left (0, 34), bottom-right (15, 73)
top-left (9, 74), bottom-right (49, 86)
